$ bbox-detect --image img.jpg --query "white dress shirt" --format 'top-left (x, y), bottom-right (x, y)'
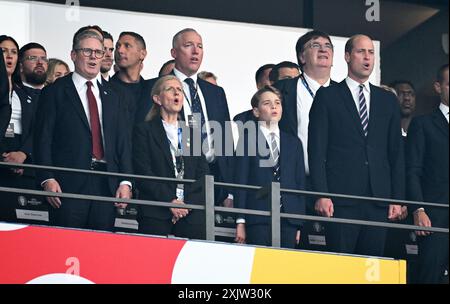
top-left (440, 103), bottom-right (449, 123)
top-left (9, 90), bottom-right (22, 135)
top-left (173, 68), bottom-right (214, 162)
top-left (296, 73), bottom-right (330, 175)
top-left (345, 76), bottom-right (371, 120)
top-left (162, 119), bottom-right (181, 177)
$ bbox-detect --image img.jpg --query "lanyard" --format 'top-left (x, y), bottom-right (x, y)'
top-left (182, 80), bottom-right (199, 108)
top-left (167, 127), bottom-right (184, 176)
top-left (300, 74), bottom-right (315, 99)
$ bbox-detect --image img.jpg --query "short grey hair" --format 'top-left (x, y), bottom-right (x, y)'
top-left (72, 30), bottom-right (104, 50)
top-left (172, 28), bottom-right (199, 48)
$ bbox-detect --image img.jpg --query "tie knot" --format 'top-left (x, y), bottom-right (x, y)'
top-left (86, 81), bottom-right (93, 88)
top-left (184, 78), bottom-right (195, 87)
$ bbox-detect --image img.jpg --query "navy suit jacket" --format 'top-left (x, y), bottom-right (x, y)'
top-left (308, 80), bottom-right (405, 207)
top-left (0, 50), bottom-right (11, 139)
top-left (233, 109), bottom-right (256, 124)
top-left (234, 125), bottom-right (306, 226)
top-left (406, 108), bottom-right (449, 225)
top-left (274, 75), bottom-right (337, 137)
top-left (33, 73), bottom-right (132, 195)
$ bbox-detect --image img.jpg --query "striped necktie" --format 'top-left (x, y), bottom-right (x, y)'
top-left (359, 84), bottom-right (369, 137)
top-left (270, 132), bottom-right (280, 182)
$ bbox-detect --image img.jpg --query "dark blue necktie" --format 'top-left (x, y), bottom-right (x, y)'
top-left (184, 78), bottom-right (207, 142)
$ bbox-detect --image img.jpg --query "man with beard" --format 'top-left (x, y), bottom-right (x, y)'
top-left (18, 43), bottom-right (48, 90)
top-left (100, 31), bottom-right (114, 81)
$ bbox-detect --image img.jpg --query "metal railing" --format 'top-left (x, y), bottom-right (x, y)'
top-left (0, 161), bottom-right (448, 248)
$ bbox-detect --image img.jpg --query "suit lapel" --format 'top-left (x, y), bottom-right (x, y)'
top-left (13, 85), bottom-right (32, 138)
top-left (151, 118), bottom-right (175, 170)
top-left (339, 81), bottom-right (366, 138)
top-left (432, 108), bottom-right (449, 138)
top-left (98, 80), bottom-right (113, 155)
top-left (286, 78), bottom-right (299, 136)
top-left (366, 84), bottom-right (381, 140)
top-left (65, 76), bottom-right (90, 132)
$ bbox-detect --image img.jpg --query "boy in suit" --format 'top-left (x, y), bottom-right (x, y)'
top-left (234, 85), bottom-right (306, 249)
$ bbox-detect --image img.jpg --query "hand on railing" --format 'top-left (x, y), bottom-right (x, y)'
top-left (388, 204), bottom-right (403, 221)
top-left (414, 210), bottom-right (432, 236)
top-left (43, 179), bottom-right (62, 208)
top-left (114, 184), bottom-right (132, 209)
top-left (2, 151), bottom-right (26, 175)
top-left (170, 199), bottom-right (189, 224)
top-left (235, 223), bottom-right (246, 244)
top-left (315, 198), bottom-right (334, 217)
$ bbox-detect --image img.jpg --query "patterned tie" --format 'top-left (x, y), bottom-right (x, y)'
top-left (86, 81), bottom-right (104, 160)
top-left (359, 84), bottom-right (369, 137)
top-left (270, 132), bottom-right (280, 182)
top-left (184, 78), bottom-right (207, 142)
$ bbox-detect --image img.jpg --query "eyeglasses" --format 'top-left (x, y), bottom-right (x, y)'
top-left (24, 55), bottom-right (49, 63)
top-left (163, 86), bottom-right (183, 94)
top-left (307, 42), bottom-right (334, 51)
top-left (75, 48), bottom-right (105, 59)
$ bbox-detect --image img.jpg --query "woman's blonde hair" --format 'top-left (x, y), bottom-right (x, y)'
top-left (145, 75), bottom-right (182, 122)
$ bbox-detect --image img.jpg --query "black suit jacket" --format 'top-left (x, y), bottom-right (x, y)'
top-left (0, 50), bottom-right (11, 139)
top-left (132, 118), bottom-right (210, 221)
top-left (406, 108), bottom-right (449, 225)
top-left (274, 75), bottom-right (338, 137)
top-left (233, 109), bottom-right (256, 124)
top-left (308, 80), bottom-right (405, 206)
top-left (134, 77), bottom-right (158, 124)
top-left (234, 125), bottom-right (306, 226)
top-left (33, 73), bottom-right (132, 195)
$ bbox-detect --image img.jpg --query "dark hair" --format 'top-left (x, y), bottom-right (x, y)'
top-left (18, 42), bottom-right (47, 62)
top-left (437, 64), bottom-right (449, 83)
top-left (255, 63), bottom-right (275, 84)
top-left (0, 35), bottom-right (20, 82)
top-left (389, 80), bottom-right (416, 92)
top-left (158, 59), bottom-right (175, 77)
top-left (102, 31), bottom-right (114, 42)
top-left (250, 85), bottom-right (283, 109)
top-left (295, 30), bottom-right (332, 69)
top-left (119, 31), bottom-right (146, 49)
top-left (73, 25), bottom-right (104, 48)
top-left (269, 61), bottom-right (300, 83)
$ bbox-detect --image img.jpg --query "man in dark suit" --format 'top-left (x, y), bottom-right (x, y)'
top-left (308, 34), bottom-right (404, 257)
top-left (169, 28), bottom-right (232, 206)
top-left (234, 86), bottom-right (305, 249)
top-left (406, 64), bottom-right (449, 283)
top-left (33, 29), bottom-right (132, 231)
top-left (0, 49), bottom-right (11, 142)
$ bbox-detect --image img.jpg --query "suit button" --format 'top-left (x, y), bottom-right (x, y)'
top-left (365, 161), bottom-right (369, 165)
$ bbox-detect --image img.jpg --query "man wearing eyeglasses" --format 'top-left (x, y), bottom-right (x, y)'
top-left (18, 43), bottom-right (48, 90)
top-left (273, 30), bottom-right (336, 249)
top-left (33, 29), bottom-right (132, 231)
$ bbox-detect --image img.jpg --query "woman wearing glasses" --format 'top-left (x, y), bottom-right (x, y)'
top-left (0, 35), bottom-right (39, 223)
top-left (133, 75), bottom-right (210, 240)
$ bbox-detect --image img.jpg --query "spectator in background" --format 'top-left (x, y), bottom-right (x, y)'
top-left (45, 58), bottom-right (70, 86)
top-left (18, 42), bottom-right (48, 90)
top-left (406, 64), bottom-right (449, 284)
top-left (269, 61), bottom-right (300, 83)
top-left (198, 71), bottom-right (218, 85)
top-left (158, 59), bottom-right (175, 77)
top-left (100, 31), bottom-right (114, 81)
top-left (308, 34), bottom-right (404, 257)
top-left (0, 48), bottom-right (11, 140)
top-left (0, 35), bottom-right (39, 222)
top-left (133, 75), bottom-right (209, 240)
top-left (233, 63), bottom-right (275, 123)
top-left (391, 80), bottom-right (417, 136)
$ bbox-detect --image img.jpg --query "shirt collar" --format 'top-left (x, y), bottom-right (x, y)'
top-left (72, 72), bottom-right (102, 91)
top-left (174, 67), bottom-right (198, 84)
top-left (303, 72), bottom-right (331, 90)
top-left (259, 122), bottom-right (280, 139)
top-left (22, 82), bottom-right (41, 89)
top-left (439, 102), bottom-right (449, 118)
top-left (345, 76), bottom-right (371, 94)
